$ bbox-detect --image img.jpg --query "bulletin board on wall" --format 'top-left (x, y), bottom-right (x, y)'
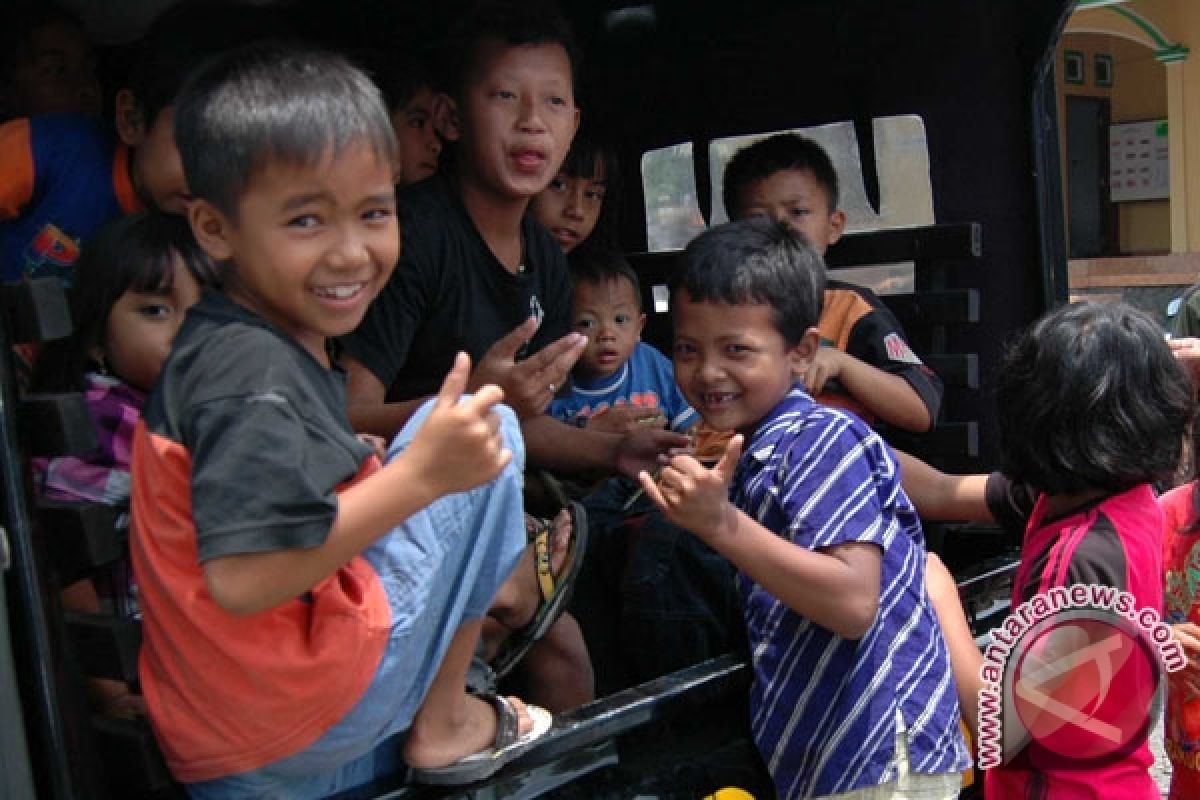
top-left (1109, 120), bottom-right (1169, 202)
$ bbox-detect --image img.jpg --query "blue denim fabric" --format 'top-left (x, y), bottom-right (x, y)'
top-left (188, 398), bottom-right (527, 800)
top-left (571, 477), bottom-right (744, 696)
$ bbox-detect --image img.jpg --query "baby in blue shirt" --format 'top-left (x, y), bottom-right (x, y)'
top-left (549, 249), bottom-right (696, 435)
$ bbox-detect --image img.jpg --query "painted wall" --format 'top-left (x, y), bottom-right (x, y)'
top-left (1065, 0), bottom-right (1200, 256)
top-left (1058, 31), bottom-right (1170, 254)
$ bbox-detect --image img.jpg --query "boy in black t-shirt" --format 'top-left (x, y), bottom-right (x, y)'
top-left (341, 1), bottom-right (690, 710)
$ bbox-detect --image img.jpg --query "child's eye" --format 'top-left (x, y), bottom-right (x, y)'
top-left (673, 343), bottom-right (695, 358)
top-left (137, 303), bottom-right (173, 319)
top-left (362, 207), bottom-right (394, 223)
top-left (407, 113), bottom-right (428, 129)
top-left (546, 95), bottom-right (567, 108)
top-left (789, 207), bottom-right (811, 218)
top-left (574, 318), bottom-right (595, 331)
top-left (724, 343), bottom-right (750, 356)
top-left (288, 214), bottom-right (320, 229)
top-left (614, 314), bottom-right (631, 325)
top-left (492, 89), bottom-right (516, 101)
top-left (584, 186), bottom-right (606, 202)
top-left (547, 177), bottom-right (567, 192)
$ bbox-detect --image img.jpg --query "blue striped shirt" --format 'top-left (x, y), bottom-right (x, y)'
top-left (731, 387), bottom-right (969, 798)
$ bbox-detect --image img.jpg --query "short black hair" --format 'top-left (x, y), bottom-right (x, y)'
top-left (32, 212), bottom-right (219, 393)
top-left (175, 42), bottom-right (395, 217)
top-left (997, 301), bottom-right (1193, 495)
top-left (570, 247), bottom-right (641, 309)
top-left (722, 133), bottom-right (840, 220)
top-left (126, 1), bottom-right (285, 130)
top-left (672, 216), bottom-right (826, 346)
top-left (440, 0), bottom-right (579, 99)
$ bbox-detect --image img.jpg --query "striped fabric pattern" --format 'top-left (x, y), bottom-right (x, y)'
top-left (731, 386), bottom-right (970, 798)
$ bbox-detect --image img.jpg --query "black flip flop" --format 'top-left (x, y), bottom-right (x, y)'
top-left (490, 501), bottom-right (588, 679)
top-left (408, 694), bottom-right (553, 785)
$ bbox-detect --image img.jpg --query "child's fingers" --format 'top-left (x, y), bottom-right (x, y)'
top-left (637, 469), bottom-right (670, 510)
top-left (459, 382), bottom-right (505, 417)
top-left (713, 434), bottom-right (744, 483)
top-left (436, 352), bottom-right (472, 408)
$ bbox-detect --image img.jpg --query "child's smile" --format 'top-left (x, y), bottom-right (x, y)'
top-left (672, 292), bottom-right (816, 434)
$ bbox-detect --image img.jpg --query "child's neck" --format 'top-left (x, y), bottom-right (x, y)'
top-left (1040, 487), bottom-right (1109, 519)
top-left (457, 174), bottom-right (529, 274)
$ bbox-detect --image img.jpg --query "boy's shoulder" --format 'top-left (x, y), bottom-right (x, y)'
top-left (158, 293), bottom-right (332, 413)
top-left (747, 388), bottom-right (886, 469)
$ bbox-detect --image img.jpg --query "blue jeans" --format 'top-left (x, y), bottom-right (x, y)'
top-left (188, 399), bottom-right (527, 799)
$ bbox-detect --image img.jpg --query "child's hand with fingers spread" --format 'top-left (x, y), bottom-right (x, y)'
top-left (404, 352), bottom-right (513, 500)
top-left (638, 434), bottom-right (744, 543)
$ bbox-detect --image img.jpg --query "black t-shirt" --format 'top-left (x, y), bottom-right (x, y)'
top-left (144, 291), bottom-right (372, 562)
top-left (340, 174), bottom-right (573, 402)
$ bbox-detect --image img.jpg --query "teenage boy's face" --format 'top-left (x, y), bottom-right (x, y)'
top-left (572, 276), bottom-right (644, 380)
top-left (672, 291), bottom-right (816, 435)
top-left (530, 166), bottom-right (606, 253)
top-left (735, 168), bottom-right (846, 255)
top-left (190, 140), bottom-right (398, 365)
top-left (126, 107), bottom-right (191, 214)
top-left (7, 20), bottom-right (101, 118)
top-left (391, 86), bottom-right (443, 186)
top-left (457, 39), bottom-right (579, 200)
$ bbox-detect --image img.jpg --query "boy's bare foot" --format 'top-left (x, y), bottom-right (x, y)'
top-left (403, 692), bottom-right (533, 770)
top-left (487, 508), bottom-right (574, 636)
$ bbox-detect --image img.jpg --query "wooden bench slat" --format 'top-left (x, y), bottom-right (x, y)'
top-left (19, 393), bottom-right (97, 457)
top-left (35, 501), bottom-right (124, 583)
top-left (924, 353), bottom-right (979, 389)
top-left (891, 421), bottom-right (978, 459)
top-left (882, 289), bottom-right (980, 326)
top-left (1, 278), bottom-right (72, 345)
top-left (824, 222), bottom-right (982, 267)
top-left (64, 611), bottom-right (141, 685)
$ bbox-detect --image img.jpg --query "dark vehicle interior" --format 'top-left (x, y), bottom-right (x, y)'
top-left (0, 1), bottom-right (1075, 797)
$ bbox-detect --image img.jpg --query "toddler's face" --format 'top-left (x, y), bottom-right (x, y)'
top-left (572, 276), bottom-right (644, 380)
top-left (101, 256), bottom-right (202, 391)
top-left (456, 39), bottom-right (579, 201)
top-left (671, 292), bottom-right (816, 434)
top-left (530, 165), bottom-right (606, 253)
top-left (734, 168), bottom-right (845, 255)
top-left (6, 19), bottom-right (101, 118)
top-left (391, 86), bottom-right (443, 186)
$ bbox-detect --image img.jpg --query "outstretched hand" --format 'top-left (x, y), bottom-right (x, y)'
top-left (638, 433), bottom-right (744, 542)
top-left (470, 317), bottom-right (586, 419)
top-left (404, 352), bottom-right (512, 500)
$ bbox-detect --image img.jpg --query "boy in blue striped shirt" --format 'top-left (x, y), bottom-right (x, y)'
top-left (640, 216), bottom-right (968, 799)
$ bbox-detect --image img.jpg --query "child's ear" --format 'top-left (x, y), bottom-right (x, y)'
top-left (826, 209), bottom-right (848, 248)
top-left (787, 328), bottom-right (822, 374)
top-left (432, 93), bottom-right (460, 142)
top-left (114, 89), bottom-right (146, 146)
top-left (636, 311), bottom-right (647, 339)
top-left (188, 199), bottom-right (235, 263)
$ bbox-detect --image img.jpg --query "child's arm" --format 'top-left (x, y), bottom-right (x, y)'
top-left (639, 436), bottom-right (881, 640)
top-left (926, 552), bottom-right (983, 739)
top-left (805, 347), bottom-right (932, 432)
top-left (204, 353), bottom-right (511, 616)
top-left (894, 449), bottom-right (992, 522)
